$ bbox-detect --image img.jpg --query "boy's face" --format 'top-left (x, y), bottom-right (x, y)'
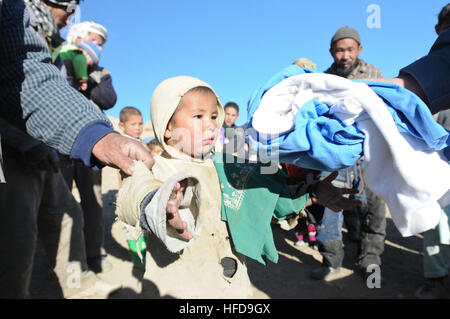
top-left (150, 144), bottom-right (164, 157)
top-left (164, 90), bottom-right (219, 158)
top-left (120, 114), bottom-right (144, 139)
top-left (224, 107), bottom-right (239, 126)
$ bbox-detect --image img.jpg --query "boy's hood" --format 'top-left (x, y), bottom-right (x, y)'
top-left (150, 76), bottom-right (224, 161)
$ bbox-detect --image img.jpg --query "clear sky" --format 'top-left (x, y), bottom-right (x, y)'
top-left (61, 0), bottom-right (448, 126)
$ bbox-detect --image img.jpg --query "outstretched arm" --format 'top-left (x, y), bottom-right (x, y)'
top-left (360, 74), bottom-right (427, 105)
top-left (308, 171), bottom-right (362, 212)
top-left (116, 162), bottom-right (198, 253)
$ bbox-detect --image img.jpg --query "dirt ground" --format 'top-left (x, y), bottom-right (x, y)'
top-left (29, 166), bottom-right (449, 299)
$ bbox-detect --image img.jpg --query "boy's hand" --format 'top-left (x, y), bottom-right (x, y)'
top-left (79, 82), bottom-right (88, 91)
top-left (311, 171), bottom-right (362, 212)
top-left (166, 180), bottom-right (192, 241)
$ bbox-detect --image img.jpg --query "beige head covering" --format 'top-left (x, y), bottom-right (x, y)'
top-left (150, 76), bottom-right (224, 160)
top-left (66, 21), bottom-right (108, 44)
top-left (292, 58), bottom-right (317, 70)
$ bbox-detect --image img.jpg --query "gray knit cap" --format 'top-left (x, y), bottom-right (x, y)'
top-left (330, 26), bottom-right (361, 47)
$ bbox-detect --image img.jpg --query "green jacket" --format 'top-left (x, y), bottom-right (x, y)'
top-left (212, 152), bottom-right (309, 264)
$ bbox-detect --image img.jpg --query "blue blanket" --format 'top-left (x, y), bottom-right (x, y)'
top-left (247, 65), bottom-right (449, 171)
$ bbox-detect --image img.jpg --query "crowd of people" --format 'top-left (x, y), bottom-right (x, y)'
top-left (0, 0), bottom-right (449, 299)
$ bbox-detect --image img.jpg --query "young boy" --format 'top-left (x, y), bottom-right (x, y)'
top-left (223, 102), bottom-right (239, 131)
top-left (218, 102), bottom-right (239, 144)
top-left (218, 102), bottom-right (250, 158)
top-left (119, 106), bottom-right (144, 141)
top-left (118, 106), bottom-right (147, 269)
top-left (115, 76), bottom-right (359, 298)
top-left (58, 41), bottom-right (102, 91)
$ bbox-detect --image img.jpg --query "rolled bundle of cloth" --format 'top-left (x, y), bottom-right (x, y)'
top-left (247, 65), bottom-right (450, 237)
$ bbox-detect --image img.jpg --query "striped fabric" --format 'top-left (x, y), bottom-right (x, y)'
top-left (77, 41), bottom-right (101, 65)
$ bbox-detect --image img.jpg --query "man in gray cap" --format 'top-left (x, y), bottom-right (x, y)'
top-left (311, 26), bottom-right (387, 282)
top-left (325, 26), bottom-right (383, 79)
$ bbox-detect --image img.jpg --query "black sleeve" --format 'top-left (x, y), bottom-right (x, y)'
top-left (88, 73), bottom-right (117, 111)
top-left (399, 29), bottom-right (450, 114)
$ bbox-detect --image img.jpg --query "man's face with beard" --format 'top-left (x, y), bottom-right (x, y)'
top-left (330, 38), bottom-right (362, 77)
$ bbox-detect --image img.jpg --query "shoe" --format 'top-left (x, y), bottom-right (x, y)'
top-left (307, 224), bottom-right (317, 242)
top-left (87, 255), bottom-right (113, 274)
top-left (295, 233), bottom-right (304, 242)
top-left (414, 278), bottom-right (447, 299)
top-left (68, 280), bottom-right (122, 299)
top-left (311, 266), bottom-right (341, 280)
top-left (295, 240), bottom-right (309, 247)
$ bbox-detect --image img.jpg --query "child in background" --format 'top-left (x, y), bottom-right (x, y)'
top-left (119, 106), bottom-right (144, 141)
top-left (58, 41), bottom-right (102, 91)
top-left (294, 215), bottom-right (317, 247)
top-left (117, 107), bottom-right (145, 182)
top-left (117, 106), bottom-right (147, 270)
top-left (147, 138), bottom-right (164, 157)
top-left (218, 102), bottom-right (245, 156)
top-left (221, 102), bottom-right (239, 143)
top-left (115, 76), bottom-right (360, 298)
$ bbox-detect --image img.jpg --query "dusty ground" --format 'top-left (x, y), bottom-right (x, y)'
top-left (30, 165), bottom-right (449, 299)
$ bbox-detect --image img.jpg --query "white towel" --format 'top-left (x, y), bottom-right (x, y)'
top-left (252, 73), bottom-right (450, 236)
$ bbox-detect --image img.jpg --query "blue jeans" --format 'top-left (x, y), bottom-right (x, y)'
top-left (317, 208), bottom-right (344, 243)
top-left (315, 165), bottom-right (386, 269)
top-left (316, 169), bottom-right (351, 244)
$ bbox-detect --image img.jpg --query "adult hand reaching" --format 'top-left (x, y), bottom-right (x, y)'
top-left (310, 171), bottom-right (362, 212)
top-left (360, 74), bottom-right (427, 105)
top-left (92, 133), bottom-right (154, 175)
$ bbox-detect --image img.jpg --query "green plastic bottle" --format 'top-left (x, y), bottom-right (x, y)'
top-left (127, 235), bottom-right (147, 270)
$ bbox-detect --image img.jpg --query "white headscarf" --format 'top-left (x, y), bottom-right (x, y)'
top-left (150, 76), bottom-right (224, 161)
top-left (66, 21), bottom-right (108, 44)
